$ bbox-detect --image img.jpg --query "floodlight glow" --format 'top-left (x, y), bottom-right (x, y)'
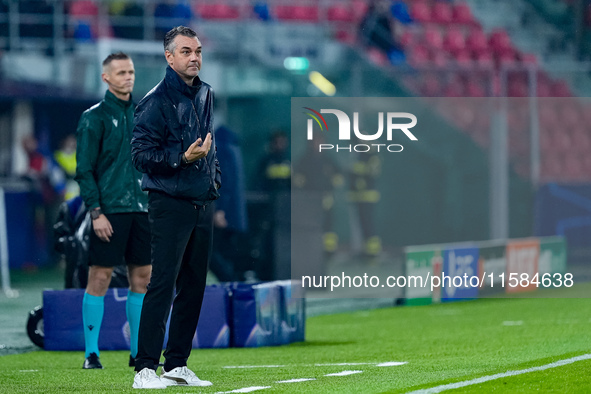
top-left (308, 71), bottom-right (336, 96)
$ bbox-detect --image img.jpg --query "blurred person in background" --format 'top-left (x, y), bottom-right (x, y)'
top-left (131, 25), bottom-right (220, 389)
top-left (293, 135), bottom-right (344, 257)
top-left (75, 52), bottom-right (151, 370)
top-left (254, 130), bottom-right (291, 280)
top-left (348, 148), bottom-right (382, 260)
top-left (53, 134), bottom-right (79, 200)
top-left (257, 130), bottom-right (291, 193)
top-left (210, 123), bottom-right (248, 282)
top-left (359, 0), bottom-right (401, 58)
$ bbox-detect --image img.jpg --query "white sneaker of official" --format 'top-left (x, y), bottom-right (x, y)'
top-left (160, 366), bottom-right (213, 387)
top-left (133, 367), bottom-right (167, 389)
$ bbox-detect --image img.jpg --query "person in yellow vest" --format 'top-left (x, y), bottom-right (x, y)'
top-left (348, 151), bottom-right (382, 259)
top-left (54, 134), bottom-right (80, 200)
top-left (258, 130), bottom-right (291, 192)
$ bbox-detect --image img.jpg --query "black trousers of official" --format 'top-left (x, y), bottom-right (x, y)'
top-left (135, 191), bottom-right (213, 372)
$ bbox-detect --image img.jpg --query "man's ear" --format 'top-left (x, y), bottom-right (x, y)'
top-left (101, 73), bottom-right (109, 84)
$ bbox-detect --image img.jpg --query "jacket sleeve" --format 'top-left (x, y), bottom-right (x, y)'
top-left (131, 96), bottom-right (184, 175)
top-left (74, 111), bottom-right (102, 210)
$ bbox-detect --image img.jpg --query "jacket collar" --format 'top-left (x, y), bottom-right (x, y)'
top-left (165, 65), bottom-right (202, 98)
top-left (104, 89), bottom-right (133, 109)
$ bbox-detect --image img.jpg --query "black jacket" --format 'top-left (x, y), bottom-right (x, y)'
top-left (131, 66), bottom-right (221, 204)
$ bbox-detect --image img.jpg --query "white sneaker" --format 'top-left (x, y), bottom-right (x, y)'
top-left (160, 366), bottom-right (212, 387)
top-left (133, 368), bottom-right (167, 389)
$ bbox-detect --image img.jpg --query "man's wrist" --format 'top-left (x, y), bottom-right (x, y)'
top-left (181, 152), bottom-right (190, 165)
top-left (90, 207), bottom-right (102, 220)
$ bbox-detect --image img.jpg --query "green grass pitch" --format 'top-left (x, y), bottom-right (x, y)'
top-left (1, 295), bottom-right (590, 393)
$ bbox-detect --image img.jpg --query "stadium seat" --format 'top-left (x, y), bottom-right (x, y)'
top-left (431, 2), bottom-right (453, 25)
top-left (489, 29), bottom-right (512, 56)
top-left (399, 29), bottom-right (417, 48)
top-left (275, 5), bottom-right (319, 22)
top-left (366, 47), bottom-right (389, 66)
top-left (327, 4), bottom-right (354, 22)
top-left (420, 73), bottom-right (442, 96)
top-left (453, 3), bottom-right (478, 26)
top-left (442, 81), bottom-right (464, 97)
top-left (454, 50), bottom-right (473, 66)
top-left (431, 49), bottom-right (449, 67)
top-left (466, 28), bottom-right (488, 56)
top-left (196, 4), bottom-right (240, 20)
top-left (410, 1), bottom-right (431, 23)
top-left (551, 80), bottom-right (572, 97)
top-left (443, 27), bottom-right (466, 55)
top-left (407, 45), bottom-right (430, 67)
top-left (352, 0), bottom-right (369, 22)
top-left (474, 52), bottom-right (494, 68)
top-left (508, 80), bottom-right (528, 97)
top-left (423, 26), bottom-right (443, 50)
top-left (465, 78), bottom-right (486, 97)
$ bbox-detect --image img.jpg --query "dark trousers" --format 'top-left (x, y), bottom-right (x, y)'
top-left (135, 191), bottom-right (213, 372)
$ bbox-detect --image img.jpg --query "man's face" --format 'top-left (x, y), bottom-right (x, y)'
top-left (166, 35), bottom-right (202, 84)
top-left (102, 58), bottom-right (135, 96)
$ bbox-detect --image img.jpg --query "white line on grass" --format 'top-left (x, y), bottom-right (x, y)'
top-left (224, 361), bottom-right (407, 368)
top-left (223, 365), bottom-right (285, 369)
top-left (502, 321), bottom-right (523, 326)
top-left (406, 353), bottom-right (591, 394)
top-left (215, 386), bottom-right (271, 393)
top-left (325, 370), bottom-right (363, 376)
top-left (277, 378), bottom-right (316, 383)
top-left (18, 370), bottom-right (38, 372)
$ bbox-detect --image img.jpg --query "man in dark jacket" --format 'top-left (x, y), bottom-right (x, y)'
top-left (131, 26), bottom-right (221, 389)
top-left (75, 52), bottom-right (151, 370)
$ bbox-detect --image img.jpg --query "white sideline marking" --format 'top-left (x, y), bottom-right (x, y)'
top-left (406, 353), bottom-right (591, 394)
top-left (502, 321), bottom-right (523, 326)
top-left (325, 370), bottom-right (363, 376)
top-left (19, 370), bottom-right (38, 372)
top-left (223, 365), bottom-right (285, 369)
top-left (216, 386), bottom-right (271, 393)
top-left (277, 378), bottom-right (316, 383)
top-left (378, 362), bottom-right (408, 367)
top-left (225, 361), bottom-right (407, 368)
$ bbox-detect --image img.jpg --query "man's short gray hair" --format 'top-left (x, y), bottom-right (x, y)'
top-left (164, 26), bottom-right (198, 53)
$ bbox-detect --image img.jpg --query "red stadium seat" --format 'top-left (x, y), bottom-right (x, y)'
top-left (423, 26), bottom-right (443, 49)
top-left (443, 27), bottom-right (466, 55)
top-left (551, 80), bottom-right (572, 97)
top-left (508, 80), bottom-right (528, 97)
top-left (366, 47), bottom-right (388, 66)
top-left (466, 28), bottom-right (488, 56)
top-left (400, 30), bottom-right (417, 48)
top-left (454, 50), bottom-right (473, 66)
top-left (327, 4), bottom-right (354, 22)
top-left (465, 78), bottom-right (486, 97)
top-left (275, 5), bottom-right (319, 22)
top-left (421, 73), bottom-right (442, 96)
top-left (489, 29), bottom-right (512, 55)
top-left (352, 0), bottom-right (369, 22)
top-left (407, 45), bottom-right (430, 67)
top-left (453, 3), bottom-right (477, 26)
top-left (474, 51), bottom-right (494, 68)
top-left (443, 82), bottom-right (464, 97)
top-left (432, 2), bottom-right (453, 24)
top-left (410, 1), bottom-right (431, 23)
top-left (430, 49), bottom-right (449, 67)
top-left (196, 4), bottom-right (240, 20)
